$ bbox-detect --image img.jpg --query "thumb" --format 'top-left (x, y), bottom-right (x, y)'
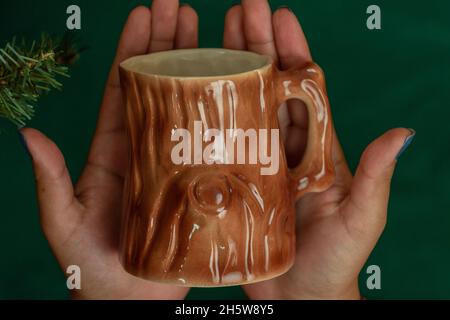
top-left (20, 128), bottom-right (78, 234)
top-left (346, 128), bottom-right (415, 233)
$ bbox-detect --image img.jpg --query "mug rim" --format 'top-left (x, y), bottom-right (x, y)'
top-left (120, 48), bottom-right (273, 80)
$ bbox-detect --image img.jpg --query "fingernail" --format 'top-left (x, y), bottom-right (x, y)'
top-left (18, 130), bottom-right (32, 159)
top-left (396, 129), bottom-right (415, 160)
top-left (277, 5), bottom-right (293, 12)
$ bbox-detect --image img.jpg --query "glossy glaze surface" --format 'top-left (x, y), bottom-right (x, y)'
top-left (119, 49), bottom-right (334, 287)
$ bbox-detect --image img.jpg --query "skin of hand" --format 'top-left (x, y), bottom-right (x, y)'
top-left (19, 0), bottom-right (414, 300)
top-left (223, 0), bottom-right (414, 300)
top-left (20, 0), bottom-right (199, 299)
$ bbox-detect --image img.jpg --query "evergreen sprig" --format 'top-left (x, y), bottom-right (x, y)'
top-left (0, 33), bottom-right (81, 127)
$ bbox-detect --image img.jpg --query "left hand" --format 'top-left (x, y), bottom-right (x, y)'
top-left (20, 0), bottom-right (199, 299)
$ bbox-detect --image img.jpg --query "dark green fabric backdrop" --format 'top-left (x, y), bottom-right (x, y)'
top-left (1, 0), bottom-right (449, 299)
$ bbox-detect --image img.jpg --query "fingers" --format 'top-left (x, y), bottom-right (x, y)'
top-left (346, 128), bottom-right (415, 233)
top-left (242, 0), bottom-right (278, 60)
top-left (284, 126), bottom-right (308, 168)
top-left (272, 8), bottom-right (312, 70)
top-left (273, 7), bottom-right (311, 132)
top-left (97, 6), bottom-right (151, 134)
top-left (149, 0), bottom-right (179, 52)
top-left (174, 5), bottom-right (199, 49)
top-left (20, 128), bottom-right (81, 237)
top-left (223, 5), bottom-right (246, 50)
top-left (270, 7), bottom-right (352, 186)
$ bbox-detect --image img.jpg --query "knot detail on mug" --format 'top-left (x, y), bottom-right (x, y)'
top-left (189, 173), bottom-right (231, 216)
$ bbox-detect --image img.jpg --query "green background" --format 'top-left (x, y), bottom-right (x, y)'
top-left (1, 0), bottom-right (449, 299)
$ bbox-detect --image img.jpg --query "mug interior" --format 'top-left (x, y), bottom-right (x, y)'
top-left (120, 49), bottom-right (271, 78)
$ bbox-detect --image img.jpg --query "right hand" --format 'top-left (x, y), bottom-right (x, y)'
top-left (224, 0), bottom-right (414, 300)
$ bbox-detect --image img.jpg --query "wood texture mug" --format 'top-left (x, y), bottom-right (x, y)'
top-left (119, 49), bottom-right (335, 287)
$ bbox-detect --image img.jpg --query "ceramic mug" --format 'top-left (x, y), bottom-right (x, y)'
top-left (119, 49), bottom-right (335, 287)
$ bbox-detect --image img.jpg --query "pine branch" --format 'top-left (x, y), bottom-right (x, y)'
top-left (0, 33), bottom-right (81, 128)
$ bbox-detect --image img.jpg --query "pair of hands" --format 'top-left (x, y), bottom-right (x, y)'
top-left (21, 0), bottom-right (413, 299)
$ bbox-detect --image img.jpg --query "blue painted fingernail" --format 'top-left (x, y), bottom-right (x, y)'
top-left (18, 130), bottom-right (32, 159)
top-left (396, 129), bottom-right (415, 160)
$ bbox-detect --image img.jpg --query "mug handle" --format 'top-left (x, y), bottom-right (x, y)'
top-left (275, 62), bottom-right (335, 200)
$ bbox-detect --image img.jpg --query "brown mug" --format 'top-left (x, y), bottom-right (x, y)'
top-left (119, 49), bottom-right (335, 287)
